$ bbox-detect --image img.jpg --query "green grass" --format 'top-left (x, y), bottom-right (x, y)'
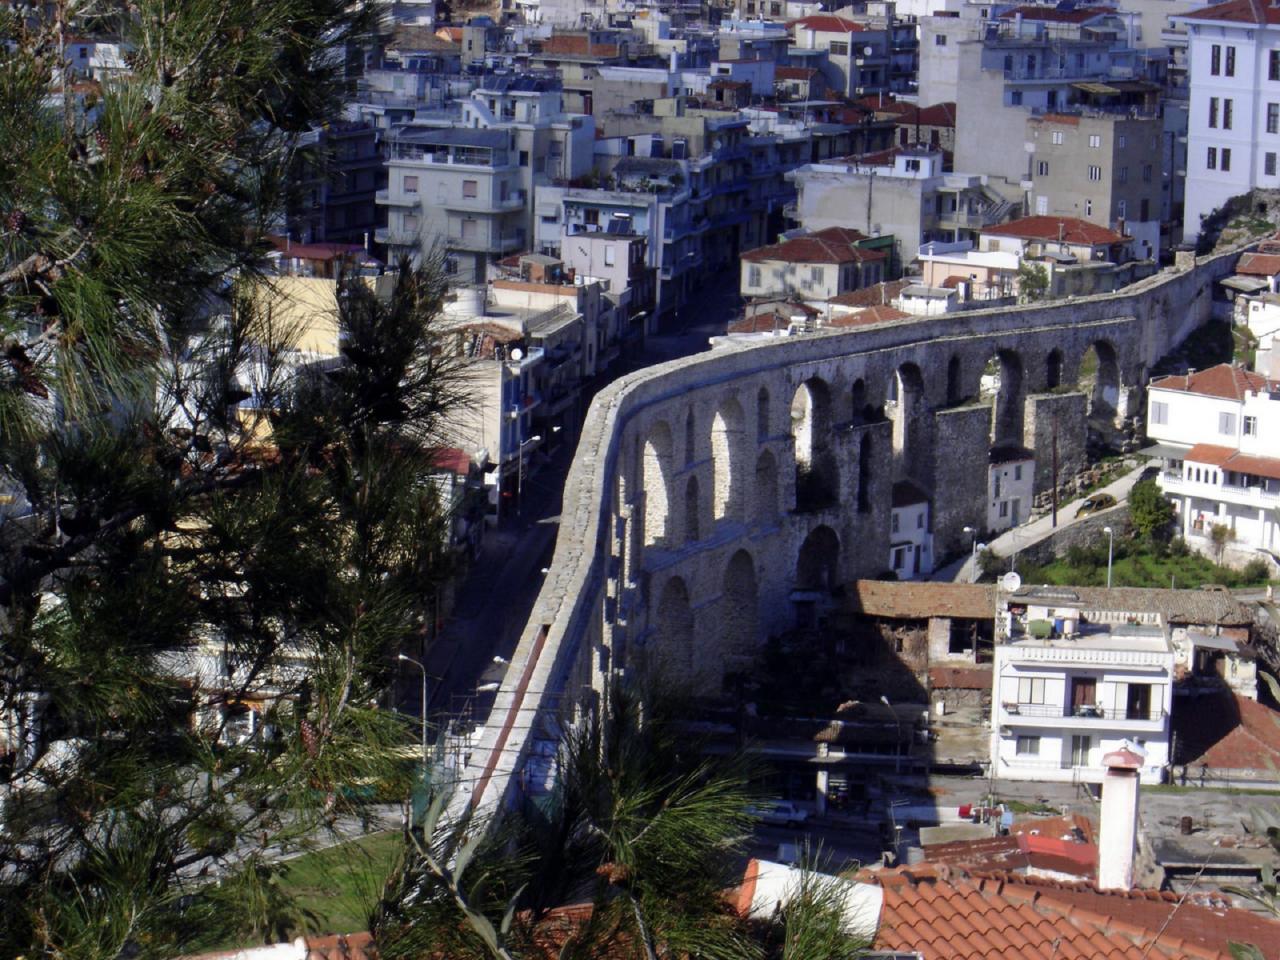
top-left (279, 829), bottom-right (403, 936)
top-left (1014, 538), bottom-right (1271, 590)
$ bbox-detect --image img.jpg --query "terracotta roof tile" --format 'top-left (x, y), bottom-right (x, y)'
top-left (1178, 0), bottom-right (1280, 25)
top-left (847, 580), bottom-right (995, 620)
top-left (1174, 688), bottom-right (1280, 772)
top-left (1235, 251), bottom-right (1280, 276)
top-left (1185, 442), bottom-right (1280, 481)
top-left (788, 14), bottom-right (869, 32)
top-left (929, 665), bottom-right (992, 690)
top-left (1151, 362), bottom-right (1276, 400)
top-left (982, 215), bottom-right (1130, 246)
top-left (828, 278), bottom-right (910, 307)
top-left (741, 227), bottom-right (878, 264)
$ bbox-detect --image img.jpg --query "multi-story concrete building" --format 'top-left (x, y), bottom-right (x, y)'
top-left (1173, 0), bottom-right (1280, 244)
top-left (987, 446), bottom-right (1035, 532)
top-left (289, 120), bottom-right (385, 246)
top-left (788, 14), bottom-right (895, 98)
top-left (992, 587), bottom-right (1174, 785)
top-left (788, 148), bottom-right (1018, 273)
top-left (1145, 362), bottom-right (1280, 565)
top-left (1027, 112), bottom-right (1165, 260)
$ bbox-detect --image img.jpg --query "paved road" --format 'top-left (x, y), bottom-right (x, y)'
top-left (935, 462), bottom-right (1148, 583)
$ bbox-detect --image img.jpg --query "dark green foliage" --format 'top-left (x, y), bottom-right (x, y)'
top-left (0, 5), bottom-right (472, 958)
top-left (1128, 479), bottom-right (1174, 541)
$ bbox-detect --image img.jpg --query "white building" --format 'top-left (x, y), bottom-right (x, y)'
top-left (1145, 363), bottom-right (1280, 564)
top-left (988, 446), bottom-right (1035, 532)
top-left (992, 587), bottom-right (1175, 785)
top-left (890, 482), bottom-right (934, 579)
top-left (1173, 0), bottom-right (1280, 245)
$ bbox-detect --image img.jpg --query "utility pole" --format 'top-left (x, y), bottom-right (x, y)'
top-left (1051, 413), bottom-right (1059, 528)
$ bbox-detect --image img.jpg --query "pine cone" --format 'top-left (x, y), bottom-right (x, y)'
top-left (300, 718), bottom-right (319, 757)
top-left (93, 129), bottom-right (108, 152)
top-left (4, 208), bottom-right (26, 233)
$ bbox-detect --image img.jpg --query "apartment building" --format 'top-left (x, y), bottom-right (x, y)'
top-left (993, 587), bottom-right (1175, 785)
top-left (289, 120), bottom-right (386, 247)
top-left (1173, 0), bottom-right (1280, 244)
top-left (1145, 363), bottom-right (1280, 564)
top-left (789, 148), bottom-right (1017, 273)
top-left (739, 227), bottom-right (886, 300)
top-left (788, 14), bottom-right (896, 98)
top-left (1027, 112), bottom-right (1165, 260)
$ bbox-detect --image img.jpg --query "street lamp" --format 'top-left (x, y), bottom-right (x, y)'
top-left (517, 434), bottom-right (541, 514)
top-left (963, 526), bottom-right (982, 584)
top-left (880, 694), bottom-right (903, 774)
top-left (398, 654), bottom-right (429, 769)
top-left (1103, 525), bottom-right (1115, 589)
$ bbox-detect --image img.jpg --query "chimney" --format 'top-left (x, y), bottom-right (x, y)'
top-left (1097, 743), bottom-right (1145, 890)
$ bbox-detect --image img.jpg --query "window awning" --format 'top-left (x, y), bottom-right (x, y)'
top-left (1139, 441), bottom-right (1192, 460)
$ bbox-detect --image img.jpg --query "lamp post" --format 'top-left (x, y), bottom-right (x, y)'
top-left (1103, 525), bottom-right (1115, 589)
top-left (880, 694), bottom-right (903, 774)
top-left (398, 654), bottom-right (429, 769)
top-left (963, 526), bottom-right (981, 583)
top-left (517, 434), bottom-right (542, 515)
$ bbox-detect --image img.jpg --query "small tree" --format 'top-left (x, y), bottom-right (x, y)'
top-left (1210, 523), bottom-right (1235, 564)
top-left (1017, 261), bottom-right (1049, 302)
top-left (1128, 479), bottom-right (1174, 540)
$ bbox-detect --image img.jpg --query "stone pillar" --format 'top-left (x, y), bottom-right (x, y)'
top-left (1097, 744), bottom-right (1144, 890)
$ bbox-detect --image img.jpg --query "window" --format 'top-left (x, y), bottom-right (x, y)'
top-left (999, 500), bottom-right (1009, 518)
top-left (403, 213), bottom-right (419, 233)
top-left (1014, 464), bottom-right (1023, 481)
top-left (604, 245), bottom-right (616, 266)
top-left (1119, 166), bottom-right (1129, 183)
top-left (1151, 400), bottom-right (1168, 425)
top-left (519, 150), bottom-right (529, 167)
top-left (403, 175), bottom-right (419, 193)
top-left (1118, 199), bottom-right (1127, 218)
top-left (1226, 45), bottom-right (1236, 76)
top-left (1219, 411), bottom-right (1237, 435)
top-left (917, 512), bottom-right (925, 529)
top-left (1004, 54), bottom-right (1014, 72)
top-left (1088, 164), bottom-right (1102, 181)
top-left (1011, 91), bottom-right (1023, 106)
top-left (1207, 146), bottom-right (1217, 170)
top-left (1036, 195), bottom-right (1048, 215)
top-left (993, 473), bottom-right (1002, 498)
top-left (584, 207), bottom-right (600, 225)
top-left (1027, 54), bottom-right (1036, 72)
top-left (1143, 163), bottom-right (1153, 182)
top-left (1118, 134), bottom-right (1127, 148)
top-left (1088, 134), bottom-right (1101, 148)
top-left (1051, 130), bottom-right (1063, 145)
top-left (1037, 160), bottom-right (1049, 176)
top-left (829, 41), bottom-right (849, 55)
top-left (892, 513), bottom-right (900, 533)
top-left (1209, 96), bottom-right (1218, 128)
top-left (748, 265), bottom-right (762, 286)
top-left (1272, 50), bottom-right (1280, 80)
top-left (462, 179), bottom-right (478, 198)
top-left (1224, 98), bottom-right (1233, 129)
top-left (1270, 104), bottom-right (1280, 134)
top-left (1222, 148), bottom-right (1232, 171)
top-left (1269, 153), bottom-right (1278, 177)
top-left (935, 33), bottom-right (947, 45)
top-left (1245, 415), bottom-right (1259, 435)
top-left (1211, 44), bottom-right (1221, 75)
top-left (1085, 198), bottom-right (1093, 216)
top-left (1018, 677), bottom-right (1046, 703)
top-left (1016, 735), bottom-right (1041, 756)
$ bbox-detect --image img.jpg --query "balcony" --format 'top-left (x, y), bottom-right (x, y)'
top-left (1160, 472), bottom-right (1280, 509)
top-left (444, 189), bottom-right (527, 215)
top-left (1001, 701), bottom-right (1165, 724)
top-left (374, 227), bottom-right (420, 247)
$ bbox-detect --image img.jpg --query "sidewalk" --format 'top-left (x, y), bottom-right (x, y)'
top-left (940, 462), bottom-right (1147, 583)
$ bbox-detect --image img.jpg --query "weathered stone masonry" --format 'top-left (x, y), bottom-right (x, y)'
top-left (459, 249), bottom-right (1239, 815)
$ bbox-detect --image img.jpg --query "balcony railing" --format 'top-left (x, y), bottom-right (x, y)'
top-left (1002, 701), bottom-right (1164, 722)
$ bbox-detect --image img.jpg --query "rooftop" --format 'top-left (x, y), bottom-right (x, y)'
top-left (1184, 442), bottom-right (1280, 481)
top-left (827, 303), bottom-right (912, 327)
top-left (828, 278), bottom-right (911, 308)
top-left (982, 215), bottom-right (1130, 246)
top-left (742, 226), bottom-right (878, 265)
top-left (996, 4), bottom-right (1118, 24)
top-left (1008, 585), bottom-right (1253, 626)
top-left (1235, 252), bottom-right (1280, 276)
top-left (1149, 362), bottom-right (1276, 401)
top-left (1177, 0), bottom-right (1280, 26)
top-left (787, 14), bottom-right (870, 33)
top-left (1173, 689), bottom-right (1280, 773)
top-left (846, 580), bottom-right (995, 620)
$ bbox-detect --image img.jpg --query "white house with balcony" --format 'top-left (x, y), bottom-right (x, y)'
top-left (1145, 363), bottom-right (1280, 566)
top-left (889, 481), bottom-right (933, 579)
top-left (992, 587), bottom-right (1174, 785)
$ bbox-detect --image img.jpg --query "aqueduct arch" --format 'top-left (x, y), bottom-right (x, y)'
top-left (641, 421), bottom-right (675, 547)
top-left (711, 397), bottom-right (748, 523)
top-left (792, 377), bottom-right (839, 511)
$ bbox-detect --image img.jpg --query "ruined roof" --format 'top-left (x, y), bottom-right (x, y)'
top-left (1150, 362), bottom-right (1275, 400)
top-left (928, 665), bottom-right (992, 690)
top-left (982, 215), bottom-right (1130, 246)
top-left (827, 278), bottom-right (911, 307)
top-left (847, 580), bottom-right (995, 620)
top-left (1174, 689), bottom-right (1280, 773)
top-left (1011, 585), bottom-right (1253, 625)
top-left (920, 828), bottom-right (1097, 880)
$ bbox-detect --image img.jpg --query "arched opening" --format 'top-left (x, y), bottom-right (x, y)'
top-left (684, 474), bottom-right (701, 543)
top-left (684, 407), bottom-right (696, 465)
top-left (720, 550), bottom-right (759, 664)
top-left (1046, 349), bottom-right (1064, 390)
top-left (642, 422), bottom-right (675, 547)
top-left (757, 386), bottom-right (770, 440)
top-left (851, 378), bottom-right (868, 425)
top-left (890, 362), bottom-right (926, 454)
top-left (1079, 341), bottom-right (1120, 421)
top-left (857, 432), bottom-right (873, 513)
top-left (654, 575), bottom-right (694, 678)
top-left (791, 377), bottom-right (838, 512)
top-left (796, 525), bottom-right (840, 591)
top-left (981, 349), bottom-right (1025, 446)
top-left (946, 356), bottom-right (962, 405)
top-left (754, 449), bottom-right (780, 522)
top-left (711, 398), bottom-right (747, 522)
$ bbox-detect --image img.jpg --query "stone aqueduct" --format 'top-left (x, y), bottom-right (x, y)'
top-left (461, 249), bottom-right (1239, 813)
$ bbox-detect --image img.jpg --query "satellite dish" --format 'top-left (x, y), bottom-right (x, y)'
top-left (864, 45), bottom-right (874, 56)
top-left (1001, 571), bottom-right (1023, 592)
top-left (510, 348), bottom-right (524, 361)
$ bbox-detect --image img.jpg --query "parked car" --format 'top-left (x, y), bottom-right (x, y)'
top-left (747, 801), bottom-right (810, 828)
top-left (1074, 493), bottom-right (1116, 517)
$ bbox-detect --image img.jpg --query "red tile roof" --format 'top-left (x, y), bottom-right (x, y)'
top-left (788, 14), bottom-right (869, 32)
top-left (928, 665), bottom-right (992, 690)
top-left (727, 311), bottom-right (790, 334)
top-left (921, 830), bottom-right (1097, 879)
top-left (1174, 690), bottom-right (1280, 773)
top-left (1150, 363), bottom-right (1275, 400)
top-left (827, 278), bottom-right (910, 307)
top-left (997, 4), bottom-right (1117, 23)
top-left (893, 101), bottom-right (958, 128)
top-left (427, 446), bottom-right (472, 475)
top-left (1235, 251), bottom-right (1280, 276)
top-left (846, 580), bottom-right (995, 620)
top-left (269, 237), bottom-right (369, 262)
top-left (1184, 442), bottom-right (1280, 481)
top-left (1178, 0), bottom-right (1280, 25)
top-left (741, 227), bottom-right (880, 265)
top-left (828, 303), bottom-right (910, 326)
top-left (982, 215), bottom-right (1130, 246)
top-left (867, 865), bottom-right (1280, 960)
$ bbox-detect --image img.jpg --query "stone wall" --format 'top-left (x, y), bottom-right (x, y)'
top-left (456, 245), bottom-right (1247, 818)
